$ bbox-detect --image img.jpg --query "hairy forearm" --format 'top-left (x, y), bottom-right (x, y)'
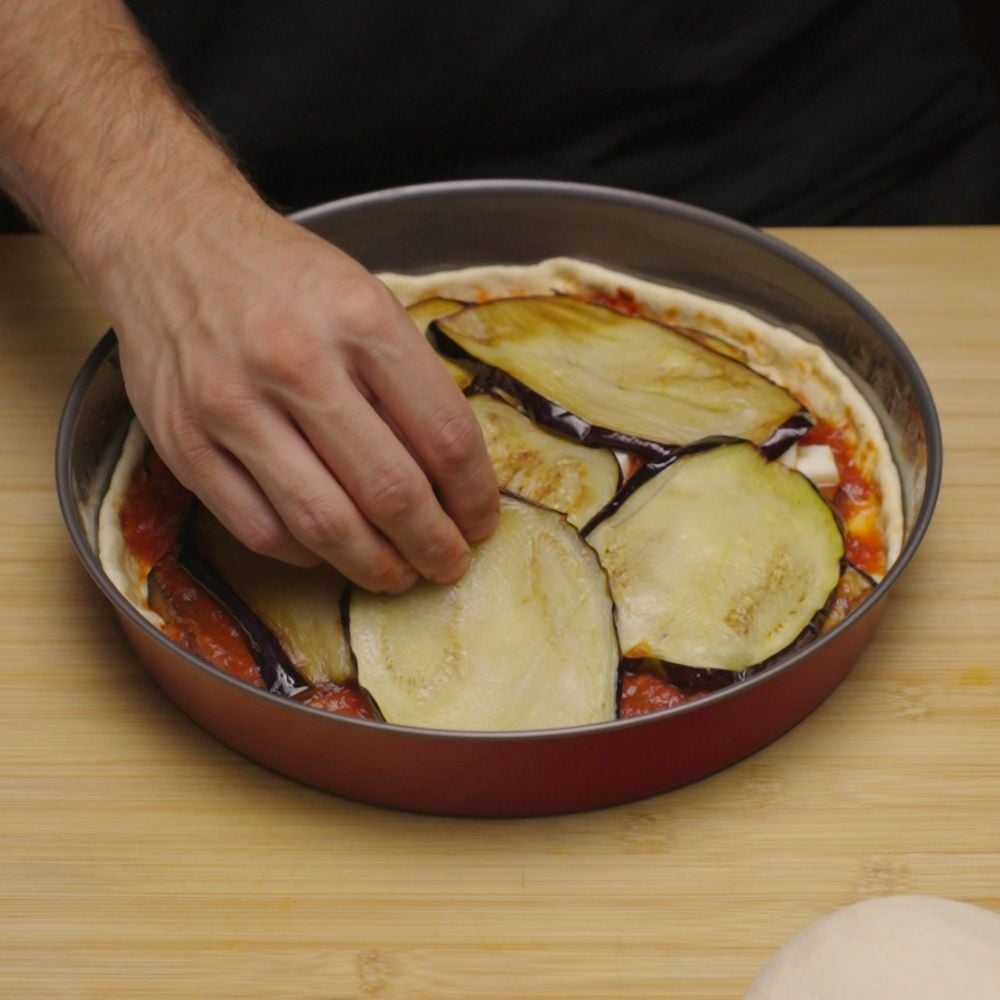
top-left (0, 0), bottom-right (257, 284)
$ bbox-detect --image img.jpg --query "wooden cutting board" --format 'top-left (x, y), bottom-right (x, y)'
top-left (1, 230), bottom-right (999, 999)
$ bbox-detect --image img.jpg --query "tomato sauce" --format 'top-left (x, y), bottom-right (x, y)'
top-left (120, 450), bottom-right (192, 571)
top-left (147, 545), bottom-right (376, 718)
top-left (801, 420), bottom-right (886, 578)
top-left (302, 683), bottom-right (377, 720)
top-left (147, 555), bottom-right (262, 688)
top-left (618, 671), bottom-right (695, 717)
top-left (587, 286), bottom-right (644, 317)
top-left (120, 447), bottom-right (374, 720)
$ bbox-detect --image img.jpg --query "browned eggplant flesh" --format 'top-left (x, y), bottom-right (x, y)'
top-left (469, 393), bottom-right (621, 528)
top-left (432, 297), bottom-right (805, 453)
top-left (405, 297), bottom-right (474, 389)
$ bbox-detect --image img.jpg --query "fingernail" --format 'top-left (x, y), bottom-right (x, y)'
top-left (428, 545), bottom-right (470, 586)
top-left (383, 567), bottom-right (420, 594)
top-left (464, 507), bottom-right (500, 544)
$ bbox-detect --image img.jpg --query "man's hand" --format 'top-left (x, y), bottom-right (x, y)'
top-left (0, 0), bottom-right (498, 590)
top-left (113, 203), bottom-right (499, 591)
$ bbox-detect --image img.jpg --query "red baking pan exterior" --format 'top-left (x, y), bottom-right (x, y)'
top-left (56, 181), bottom-right (941, 817)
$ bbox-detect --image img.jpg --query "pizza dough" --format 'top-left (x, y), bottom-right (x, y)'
top-left (744, 895), bottom-right (1000, 999)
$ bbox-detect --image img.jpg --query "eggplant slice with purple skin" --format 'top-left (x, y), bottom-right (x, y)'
top-left (171, 539), bottom-right (309, 698)
top-left (469, 393), bottom-right (621, 529)
top-left (405, 297), bottom-right (474, 389)
top-left (586, 440), bottom-right (844, 672)
top-left (432, 296), bottom-right (805, 454)
top-left (349, 493), bottom-right (620, 732)
top-left (179, 506), bottom-right (352, 690)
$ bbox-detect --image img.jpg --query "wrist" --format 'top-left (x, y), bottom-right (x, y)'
top-left (67, 145), bottom-right (266, 307)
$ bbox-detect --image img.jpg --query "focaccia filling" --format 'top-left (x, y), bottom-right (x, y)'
top-left (98, 258), bottom-right (902, 730)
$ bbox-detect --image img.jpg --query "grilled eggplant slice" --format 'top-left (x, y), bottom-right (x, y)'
top-left (433, 297), bottom-right (803, 449)
top-left (587, 441), bottom-right (844, 671)
top-left (147, 554), bottom-right (264, 690)
top-left (186, 508), bottom-right (352, 686)
top-left (470, 394), bottom-right (621, 528)
top-left (350, 494), bottom-right (619, 731)
top-left (176, 541), bottom-right (308, 697)
top-left (406, 296), bottom-right (465, 332)
top-left (819, 564), bottom-right (876, 635)
top-left (406, 297), bottom-right (474, 389)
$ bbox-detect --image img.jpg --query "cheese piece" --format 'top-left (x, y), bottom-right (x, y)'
top-left (795, 444), bottom-right (840, 492)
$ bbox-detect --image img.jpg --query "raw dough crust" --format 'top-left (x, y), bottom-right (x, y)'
top-left (744, 895), bottom-right (1000, 999)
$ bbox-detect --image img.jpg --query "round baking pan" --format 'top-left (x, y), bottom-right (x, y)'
top-left (56, 180), bottom-right (942, 817)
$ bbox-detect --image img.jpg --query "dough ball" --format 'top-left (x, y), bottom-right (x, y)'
top-left (744, 895), bottom-right (1000, 999)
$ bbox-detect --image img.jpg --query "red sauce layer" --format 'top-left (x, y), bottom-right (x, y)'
top-left (120, 450), bottom-right (192, 571)
top-left (147, 555), bottom-right (262, 689)
top-left (801, 420), bottom-right (886, 578)
top-left (302, 683), bottom-right (377, 720)
top-left (619, 671), bottom-right (692, 717)
top-left (587, 285), bottom-right (643, 317)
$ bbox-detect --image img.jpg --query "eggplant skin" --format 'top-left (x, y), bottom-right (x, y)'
top-left (177, 512), bottom-right (309, 698)
top-left (147, 555), bottom-right (264, 690)
top-left (478, 369), bottom-right (680, 462)
top-left (432, 296), bottom-right (804, 451)
top-left (759, 414), bottom-right (813, 461)
top-left (587, 440), bottom-right (845, 672)
top-left (188, 506), bottom-right (354, 687)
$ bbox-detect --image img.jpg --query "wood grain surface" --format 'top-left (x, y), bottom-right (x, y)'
top-left (1, 230), bottom-right (998, 999)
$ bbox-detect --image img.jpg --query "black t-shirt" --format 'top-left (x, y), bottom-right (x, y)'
top-left (2, 1), bottom-right (998, 229)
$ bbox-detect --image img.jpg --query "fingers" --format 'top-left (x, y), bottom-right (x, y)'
top-left (359, 326), bottom-right (501, 545)
top-left (159, 435), bottom-right (320, 569)
top-left (115, 218), bottom-right (500, 591)
top-left (233, 381), bottom-right (473, 587)
top-left (173, 420), bottom-right (424, 593)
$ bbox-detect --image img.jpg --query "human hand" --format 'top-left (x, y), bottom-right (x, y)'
top-left (109, 200), bottom-right (499, 592)
top-left (0, 0), bottom-right (498, 589)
